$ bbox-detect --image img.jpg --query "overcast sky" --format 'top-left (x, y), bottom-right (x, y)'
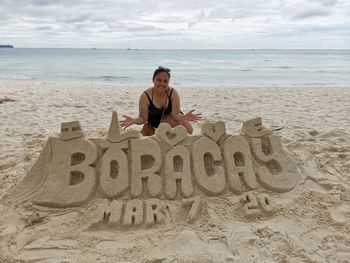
top-left (0, 0), bottom-right (349, 49)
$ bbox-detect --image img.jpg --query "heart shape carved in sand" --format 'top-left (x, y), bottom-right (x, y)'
top-left (201, 121), bottom-right (226, 142)
top-left (156, 123), bottom-right (188, 146)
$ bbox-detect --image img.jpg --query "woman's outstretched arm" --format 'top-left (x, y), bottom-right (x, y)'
top-left (120, 93), bottom-right (148, 129)
top-left (171, 89), bottom-right (201, 122)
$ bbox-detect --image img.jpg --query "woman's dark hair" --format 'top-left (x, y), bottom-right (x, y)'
top-left (152, 66), bottom-right (171, 81)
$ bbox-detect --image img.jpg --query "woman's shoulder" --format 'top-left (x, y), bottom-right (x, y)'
top-left (140, 87), bottom-right (153, 101)
top-left (170, 87), bottom-right (179, 96)
top-left (143, 87), bottom-right (153, 95)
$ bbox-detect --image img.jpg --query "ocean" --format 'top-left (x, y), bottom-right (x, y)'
top-left (0, 48), bottom-right (349, 85)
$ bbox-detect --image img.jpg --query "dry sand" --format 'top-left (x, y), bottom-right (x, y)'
top-left (0, 80), bottom-right (349, 262)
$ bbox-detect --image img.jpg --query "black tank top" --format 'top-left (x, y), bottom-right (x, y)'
top-left (145, 88), bottom-right (174, 128)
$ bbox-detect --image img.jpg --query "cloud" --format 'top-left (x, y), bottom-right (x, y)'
top-left (292, 2), bottom-right (332, 19)
top-left (0, 0), bottom-right (349, 48)
top-left (314, 0), bottom-right (338, 7)
top-left (34, 25), bottom-right (54, 31)
top-left (187, 10), bottom-right (206, 29)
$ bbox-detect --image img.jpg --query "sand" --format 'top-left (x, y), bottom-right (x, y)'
top-left (0, 80), bottom-right (350, 262)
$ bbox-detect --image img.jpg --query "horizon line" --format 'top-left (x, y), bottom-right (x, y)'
top-left (2, 47), bottom-right (350, 51)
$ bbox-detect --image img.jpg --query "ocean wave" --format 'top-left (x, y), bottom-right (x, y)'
top-left (89, 75), bottom-right (131, 81)
top-left (272, 66), bottom-right (293, 69)
top-left (0, 74), bottom-right (36, 81)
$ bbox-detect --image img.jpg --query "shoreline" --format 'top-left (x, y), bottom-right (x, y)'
top-left (1, 78), bottom-right (350, 89)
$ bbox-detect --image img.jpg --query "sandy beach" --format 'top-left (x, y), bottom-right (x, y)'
top-left (0, 80), bottom-right (350, 262)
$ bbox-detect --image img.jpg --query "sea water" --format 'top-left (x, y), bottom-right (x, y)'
top-left (0, 48), bottom-right (349, 85)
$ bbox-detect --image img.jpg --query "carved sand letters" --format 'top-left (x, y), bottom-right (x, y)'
top-left (165, 145), bottom-right (194, 199)
top-left (223, 135), bottom-right (257, 193)
top-left (34, 138), bottom-right (98, 207)
top-left (248, 135), bottom-right (299, 192)
top-left (123, 199), bottom-right (144, 227)
top-left (92, 199), bottom-right (123, 225)
top-left (182, 197), bottom-right (202, 223)
top-left (240, 192), bottom-right (274, 217)
top-left (100, 140), bottom-right (129, 199)
top-left (92, 199), bottom-right (165, 227)
top-left (130, 138), bottom-right (163, 198)
top-left (10, 113), bottom-right (301, 209)
top-left (192, 137), bottom-right (226, 195)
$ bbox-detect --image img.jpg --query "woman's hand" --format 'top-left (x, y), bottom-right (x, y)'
top-left (119, 115), bottom-right (134, 130)
top-left (182, 110), bottom-right (202, 122)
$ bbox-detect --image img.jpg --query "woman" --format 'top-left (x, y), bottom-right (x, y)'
top-left (120, 66), bottom-right (201, 136)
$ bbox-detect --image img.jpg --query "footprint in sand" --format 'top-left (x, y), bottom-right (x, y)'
top-left (330, 204), bottom-right (350, 224)
top-left (0, 96), bottom-right (15, 104)
top-left (302, 177), bottom-right (333, 192)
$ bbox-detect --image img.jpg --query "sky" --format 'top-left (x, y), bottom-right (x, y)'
top-left (0, 0), bottom-right (349, 49)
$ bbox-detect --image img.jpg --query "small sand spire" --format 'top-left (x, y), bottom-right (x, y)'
top-left (107, 111), bottom-right (121, 141)
top-left (107, 111), bottom-right (140, 142)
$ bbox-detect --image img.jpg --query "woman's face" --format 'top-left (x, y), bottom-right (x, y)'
top-left (153, 72), bottom-right (170, 92)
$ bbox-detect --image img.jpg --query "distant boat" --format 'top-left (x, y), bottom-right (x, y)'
top-left (0, 45), bottom-right (14, 48)
top-left (92, 48), bottom-right (97, 50)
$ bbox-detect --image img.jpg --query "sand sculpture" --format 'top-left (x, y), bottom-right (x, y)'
top-left (6, 112), bottom-right (301, 227)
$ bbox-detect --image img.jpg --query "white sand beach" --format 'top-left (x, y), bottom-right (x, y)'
top-left (1, 80), bottom-right (350, 262)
